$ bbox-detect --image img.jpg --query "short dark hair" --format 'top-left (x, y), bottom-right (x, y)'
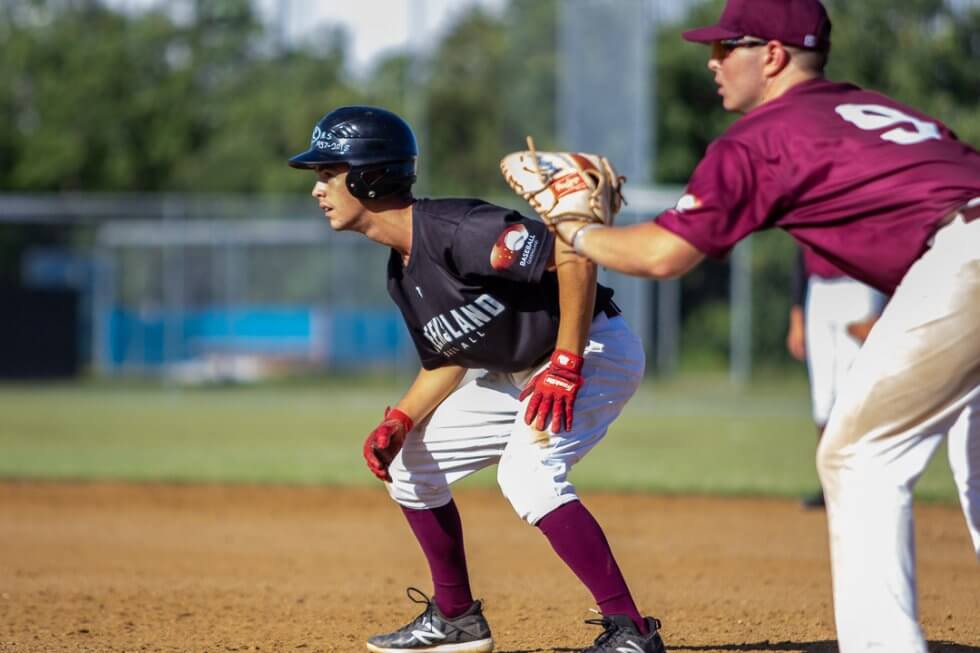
top-left (786, 44), bottom-right (829, 73)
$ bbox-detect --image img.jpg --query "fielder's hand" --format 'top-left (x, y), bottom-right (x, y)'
top-left (846, 315), bottom-right (879, 344)
top-left (500, 136), bottom-right (626, 229)
top-left (363, 407), bottom-right (414, 482)
top-left (519, 349), bottom-right (584, 433)
top-left (786, 306), bottom-right (806, 361)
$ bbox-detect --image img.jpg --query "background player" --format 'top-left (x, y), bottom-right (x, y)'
top-left (535, 0), bottom-right (980, 650)
top-left (785, 245), bottom-right (886, 509)
top-left (287, 106), bottom-right (665, 653)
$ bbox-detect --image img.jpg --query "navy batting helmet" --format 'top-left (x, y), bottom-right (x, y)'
top-left (288, 106), bottom-right (418, 200)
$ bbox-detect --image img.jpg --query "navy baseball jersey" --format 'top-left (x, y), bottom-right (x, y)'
top-left (656, 78), bottom-right (980, 293)
top-left (388, 198), bottom-right (615, 372)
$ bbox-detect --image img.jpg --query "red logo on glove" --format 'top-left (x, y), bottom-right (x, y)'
top-left (551, 171), bottom-right (587, 199)
top-left (549, 155), bottom-right (597, 200)
top-left (519, 348), bottom-right (585, 433)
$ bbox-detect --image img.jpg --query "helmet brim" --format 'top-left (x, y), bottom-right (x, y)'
top-left (287, 147), bottom-right (347, 170)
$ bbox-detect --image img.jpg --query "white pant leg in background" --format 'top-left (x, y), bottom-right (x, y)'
top-left (386, 314), bottom-right (645, 524)
top-left (816, 215), bottom-right (980, 653)
top-left (948, 400), bottom-right (980, 558)
top-left (804, 276), bottom-right (885, 426)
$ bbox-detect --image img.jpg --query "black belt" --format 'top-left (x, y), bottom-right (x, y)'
top-left (597, 299), bottom-right (621, 320)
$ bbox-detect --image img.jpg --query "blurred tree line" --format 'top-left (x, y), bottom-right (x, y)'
top-left (2, 0), bottom-right (978, 369)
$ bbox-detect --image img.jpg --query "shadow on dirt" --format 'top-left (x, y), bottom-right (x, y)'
top-left (628, 641), bottom-right (980, 653)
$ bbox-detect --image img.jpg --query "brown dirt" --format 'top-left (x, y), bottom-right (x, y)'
top-left (0, 482), bottom-right (977, 653)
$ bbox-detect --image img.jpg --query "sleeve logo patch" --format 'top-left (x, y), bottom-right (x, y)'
top-left (491, 224), bottom-right (539, 270)
top-left (674, 193), bottom-right (702, 212)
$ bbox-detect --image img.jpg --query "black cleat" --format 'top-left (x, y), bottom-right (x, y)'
top-left (801, 490), bottom-right (825, 510)
top-left (581, 614), bottom-right (667, 653)
top-left (366, 587), bottom-right (494, 653)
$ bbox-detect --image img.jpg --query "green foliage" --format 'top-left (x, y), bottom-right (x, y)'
top-left (408, 0), bottom-right (560, 197)
top-left (654, 0), bottom-right (734, 184)
top-left (0, 1), bottom-right (362, 193)
top-left (500, 0), bottom-right (559, 150)
top-left (824, 0), bottom-right (980, 147)
top-left (2, 0), bottom-right (975, 192)
top-left (675, 232), bottom-right (798, 371)
top-left (678, 300), bottom-right (730, 370)
top-left (423, 9), bottom-right (510, 196)
top-left (749, 231), bottom-right (799, 366)
top-left (2, 4), bottom-right (189, 190)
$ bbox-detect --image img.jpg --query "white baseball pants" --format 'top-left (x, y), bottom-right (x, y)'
top-left (804, 276), bottom-right (887, 425)
top-left (817, 212), bottom-right (980, 653)
top-left (385, 314), bottom-right (645, 525)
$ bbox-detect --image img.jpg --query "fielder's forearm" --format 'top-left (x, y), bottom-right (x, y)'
top-left (556, 220), bottom-right (705, 279)
top-left (553, 236), bottom-right (597, 355)
top-left (394, 364), bottom-right (467, 425)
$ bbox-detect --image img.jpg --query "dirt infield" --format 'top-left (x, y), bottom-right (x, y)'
top-left (0, 483), bottom-right (977, 653)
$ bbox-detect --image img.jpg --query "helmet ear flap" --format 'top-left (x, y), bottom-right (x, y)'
top-left (347, 161), bottom-right (417, 199)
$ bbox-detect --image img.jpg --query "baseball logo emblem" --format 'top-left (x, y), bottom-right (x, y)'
top-left (490, 224), bottom-right (529, 270)
top-left (675, 193), bottom-right (702, 212)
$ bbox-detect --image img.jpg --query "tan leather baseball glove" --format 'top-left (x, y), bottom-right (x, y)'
top-left (500, 136), bottom-right (626, 227)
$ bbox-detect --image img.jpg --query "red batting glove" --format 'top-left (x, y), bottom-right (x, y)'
top-left (519, 349), bottom-right (584, 433)
top-left (363, 407), bottom-right (414, 482)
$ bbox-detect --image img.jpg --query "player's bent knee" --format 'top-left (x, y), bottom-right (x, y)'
top-left (385, 466), bottom-right (452, 511)
top-left (497, 454), bottom-right (575, 524)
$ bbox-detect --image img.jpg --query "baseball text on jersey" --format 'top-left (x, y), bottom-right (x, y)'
top-left (421, 294), bottom-right (505, 356)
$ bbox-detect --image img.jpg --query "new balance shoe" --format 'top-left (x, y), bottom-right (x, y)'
top-left (366, 587), bottom-right (494, 653)
top-left (581, 614), bottom-right (666, 653)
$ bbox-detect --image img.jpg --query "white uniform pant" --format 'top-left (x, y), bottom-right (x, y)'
top-left (805, 276), bottom-right (887, 425)
top-left (816, 213), bottom-right (980, 653)
top-left (385, 314), bottom-right (645, 525)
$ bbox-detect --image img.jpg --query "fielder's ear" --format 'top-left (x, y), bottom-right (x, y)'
top-left (763, 41), bottom-right (792, 77)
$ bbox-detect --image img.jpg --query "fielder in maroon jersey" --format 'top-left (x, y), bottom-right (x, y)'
top-left (548, 1), bottom-right (980, 651)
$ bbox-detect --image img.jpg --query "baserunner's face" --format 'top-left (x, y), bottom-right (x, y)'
top-left (707, 38), bottom-right (769, 114)
top-left (311, 164), bottom-right (363, 231)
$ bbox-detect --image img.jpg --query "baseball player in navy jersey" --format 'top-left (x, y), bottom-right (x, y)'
top-left (539, 0), bottom-right (980, 650)
top-left (786, 245), bottom-right (886, 509)
top-left (287, 106), bottom-right (666, 653)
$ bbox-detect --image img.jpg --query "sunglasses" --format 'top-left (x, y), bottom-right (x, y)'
top-left (716, 37), bottom-right (770, 54)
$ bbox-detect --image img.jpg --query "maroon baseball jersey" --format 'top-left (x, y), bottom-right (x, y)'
top-left (803, 247), bottom-right (846, 279)
top-left (656, 78), bottom-right (980, 293)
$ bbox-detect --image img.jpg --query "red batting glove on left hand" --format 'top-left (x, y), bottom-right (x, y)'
top-left (363, 407), bottom-right (414, 482)
top-left (519, 349), bottom-right (584, 433)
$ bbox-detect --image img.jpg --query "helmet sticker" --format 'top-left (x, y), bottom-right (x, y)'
top-left (311, 126), bottom-right (351, 154)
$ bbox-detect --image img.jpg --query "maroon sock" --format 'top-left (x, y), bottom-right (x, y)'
top-left (401, 500), bottom-right (474, 619)
top-left (537, 500), bottom-right (649, 636)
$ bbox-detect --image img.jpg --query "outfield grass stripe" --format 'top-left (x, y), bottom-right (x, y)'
top-left (0, 377), bottom-right (958, 502)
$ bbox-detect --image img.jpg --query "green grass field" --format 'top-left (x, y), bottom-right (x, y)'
top-left (0, 372), bottom-right (960, 502)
